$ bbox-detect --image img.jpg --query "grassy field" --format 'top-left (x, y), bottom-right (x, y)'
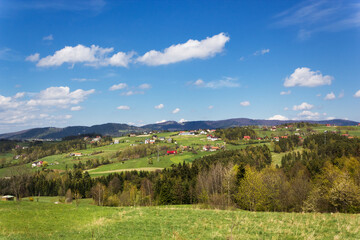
top-left (1, 198), bottom-right (360, 239)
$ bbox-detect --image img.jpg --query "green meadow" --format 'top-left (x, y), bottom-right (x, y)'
top-left (1, 198), bottom-right (359, 239)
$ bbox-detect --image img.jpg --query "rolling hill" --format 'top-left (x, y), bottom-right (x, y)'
top-left (0, 118), bottom-right (358, 140)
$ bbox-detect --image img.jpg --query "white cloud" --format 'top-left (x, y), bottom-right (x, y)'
top-left (35, 44), bottom-right (133, 68)
top-left (239, 56), bottom-right (245, 61)
top-left (26, 86), bottom-right (95, 107)
top-left (274, 1), bottom-right (360, 39)
top-left (0, 87), bottom-right (93, 128)
top-left (109, 83), bottom-right (127, 91)
top-left (268, 115), bottom-right (289, 120)
top-left (121, 91), bottom-right (144, 96)
top-left (179, 119), bottom-right (187, 123)
top-left (43, 34), bottom-right (53, 41)
top-left (280, 90), bottom-right (291, 95)
top-left (192, 77), bottom-right (240, 89)
top-left (284, 67), bottom-right (333, 87)
top-left (354, 90), bottom-right (360, 98)
top-left (324, 92), bottom-right (336, 100)
top-left (103, 51), bottom-right (134, 67)
top-left (298, 110), bottom-right (321, 119)
top-left (284, 107), bottom-right (289, 111)
top-left (208, 105), bottom-right (214, 109)
top-left (139, 83), bottom-right (151, 89)
top-left (13, 92), bottom-right (25, 99)
top-left (194, 79), bottom-right (204, 86)
top-left (70, 106), bottom-right (82, 111)
top-left (117, 105), bottom-right (130, 110)
top-left (327, 117), bottom-right (336, 120)
top-left (240, 101), bottom-right (250, 107)
top-left (253, 49), bottom-right (270, 56)
top-left (293, 102), bottom-right (314, 111)
top-left (154, 104), bottom-right (164, 109)
top-left (172, 108), bottom-right (180, 114)
top-left (156, 120), bottom-right (167, 124)
top-left (137, 32), bottom-right (230, 66)
top-left (25, 53), bottom-right (40, 62)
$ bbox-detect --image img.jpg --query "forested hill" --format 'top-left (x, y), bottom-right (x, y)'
top-left (0, 118), bottom-right (358, 140)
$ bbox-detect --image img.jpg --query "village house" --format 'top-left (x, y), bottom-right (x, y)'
top-left (1, 195), bottom-right (15, 201)
top-left (159, 137), bottom-right (165, 141)
top-left (114, 139), bottom-right (119, 144)
top-left (31, 161), bottom-right (43, 168)
top-left (207, 135), bottom-right (219, 141)
top-left (70, 153), bottom-right (82, 157)
top-left (167, 150), bottom-right (177, 155)
top-left (179, 131), bottom-right (194, 136)
top-left (274, 137), bottom-right (279, 141)
top-left (243, 136), bottom-right (251, 140)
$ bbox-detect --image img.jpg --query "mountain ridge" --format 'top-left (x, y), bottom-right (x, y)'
top-left (1, 118), bottom-right (358, 140)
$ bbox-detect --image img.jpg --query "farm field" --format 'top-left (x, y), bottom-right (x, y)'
top-left (1, 126), bottom-right (360, 178)
top-left (0, 198), bottom-right (359, 239)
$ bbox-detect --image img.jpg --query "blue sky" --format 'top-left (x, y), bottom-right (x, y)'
top-left (0, 0), bottom-right (359, 133)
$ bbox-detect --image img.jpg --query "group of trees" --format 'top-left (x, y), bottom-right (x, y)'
top-left (215, 127), bottom-right (257, 143)
top-left (273, 135), bottom-right (301, 153)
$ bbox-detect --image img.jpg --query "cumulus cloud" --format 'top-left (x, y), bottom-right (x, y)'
top-left (240, 101), bottom-right (250, 107)
top-left (324, 92), bottom-right (336, 100)
top-left (253, 49), bottom-right (270, 56)
top-left (179, 119), bottom-right (187, 123)
top-left (71, 78), bottom-right (97, 82)
top-left (154, 104), bottom-right (164, 109)
top-left (0, 86), bottom-right (93, 128)
top-left (26, 86), bottom-right (95, 107)
top-left (354, 90), bottom-right (360, 98)
top-left (70, 106), bottom-right (82, 111)
top-left (293, 102), bottom-right (314, 111)
top-left (192, 77), bottom-right (240, 89)
top-left (280, 90), bottom-right (291, 95)
top-left (136, 33), bottom-right (230, 66)
top-left (25, 53), bottom-right (40, 62)
top-left (109, 83), bottom-right (127, 91)
top-left (194, 79), bottom-right (204, 86)
top-left (172, 108), bottom-right (180, 114)
top-left (156, 120), bottom-right (167, 124)
top-left (139, 83), bottom-right (151, 89)
top-left (34, 44), bottom-right (133, 68)
top-left (298, 110), bottom-right (321, 119)
top-left (117, 105), bottom-right (130, 110)
top-left (284, 67), bottom-right (333, 87)
top-left (121, 91), bottom-right (144, 96)
top-left (268, 115), bottom-right (289, 120)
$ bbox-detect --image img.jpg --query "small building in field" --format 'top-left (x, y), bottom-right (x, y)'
top-left (281, 136), bottom-right (288, 139)
top-left (114, 139), bottom-right (119, 144)
top-left (1, 195), bottom-right (15, 201)
top-left (243, 136), bottom-right (251, 140)
top-left (70, 153), bottom-right (82, 157)
top-left (167, 150), bottom-right (177, 155)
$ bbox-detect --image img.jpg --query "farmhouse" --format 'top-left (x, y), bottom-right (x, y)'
top-left (70, 153), bottom-right (82, 157)
top-left (1, 195), bottom-right (15, 201)
top-left (207, 135), bottom-right (219, 141)
top-left (243, 136), bottom-right (251, 140)
top-left (179, 131), bottom-right (194, 136)
top-left (167, 150), bottom-right (177, 155)
top-left (31, 161), bottom-right (43, 168)
top-left (114, 140), bottom-right (119, 144)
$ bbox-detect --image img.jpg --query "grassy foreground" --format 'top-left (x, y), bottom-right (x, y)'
top-left (1, 198), bottom-right (360, 239)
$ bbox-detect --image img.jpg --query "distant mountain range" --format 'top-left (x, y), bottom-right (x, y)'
top-left (0, 118), bottom-right (358, 140)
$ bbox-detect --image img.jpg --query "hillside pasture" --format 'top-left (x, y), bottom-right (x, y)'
top-left (0, 198), bottom-right (359, 239)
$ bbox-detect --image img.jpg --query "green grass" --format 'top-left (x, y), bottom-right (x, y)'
top-left (87, 151), bottom-right (213, 177)
top-left (1, 198), bottom-right (360, 239)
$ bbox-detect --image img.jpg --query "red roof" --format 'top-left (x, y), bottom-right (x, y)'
top-left (167, 150), bottom-right (177, 154)
top-left (243, 136), bottom-right (251, 139)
